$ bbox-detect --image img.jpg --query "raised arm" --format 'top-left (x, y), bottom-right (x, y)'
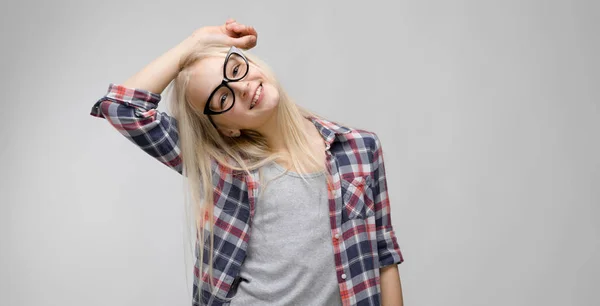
top-left (89, 19), bottom-right (258, 175)
top-left (124, 18), bottom-right (257, 94)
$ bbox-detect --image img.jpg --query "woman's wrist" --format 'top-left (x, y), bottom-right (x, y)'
top-left (122, 41), bottom-right (191, 94)
top-left (175, 36), bottom-right (196, 70)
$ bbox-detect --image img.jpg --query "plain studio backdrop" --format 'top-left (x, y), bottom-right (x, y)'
top-left (1, 0), bottom-right (598, 305)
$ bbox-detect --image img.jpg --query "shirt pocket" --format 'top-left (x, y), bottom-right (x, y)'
top-left (341, 174), bottom-right (375, 221)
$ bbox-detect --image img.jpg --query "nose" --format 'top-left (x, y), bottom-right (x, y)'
top-left (229, 81), bottom-right (252, 102)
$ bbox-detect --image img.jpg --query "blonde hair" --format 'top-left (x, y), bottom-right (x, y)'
top-left (166, 44), bottom-right (334, 301)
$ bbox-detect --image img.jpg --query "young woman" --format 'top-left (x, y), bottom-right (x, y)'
top-left (90, 19), bottom-right (404, 306)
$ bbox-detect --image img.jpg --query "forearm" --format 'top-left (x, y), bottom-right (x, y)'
top-left (122, 38), bottom-right (193, 94)
top-left (380, 264), bottom-right (403, 306)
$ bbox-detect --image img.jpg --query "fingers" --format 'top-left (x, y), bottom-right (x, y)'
top-left (223, 19), bottom-right (258, 49)
top-left (225, 22), bottom-right (238, 33)
top-left (225, 20), bottom-right (257, 38)
top-left (226, 22), bottom-right (244, 34)
top-left (246, 25), bottom-right (257, 37)
top-left (230, 34), bottom-right (257, 50)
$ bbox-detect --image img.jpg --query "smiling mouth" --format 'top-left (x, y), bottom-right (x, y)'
top-left (250, 83), bottom-right (263, 109)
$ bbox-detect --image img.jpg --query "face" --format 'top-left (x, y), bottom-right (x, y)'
top-left (186, 54), bottom-right (280, 135)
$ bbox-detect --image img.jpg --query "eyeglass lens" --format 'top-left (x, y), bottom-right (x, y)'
top-left (208, 53), bottom-right (248, 112)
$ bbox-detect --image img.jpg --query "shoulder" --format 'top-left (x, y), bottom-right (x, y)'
top-left (309, 115), bottom-right (383, 154)
top-left (336, 126), bottom-right (381, 154)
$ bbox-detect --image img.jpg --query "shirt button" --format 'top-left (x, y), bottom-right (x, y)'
top-left (334, 233), bottom-right (340, 239)
top-left (341, 273), bottom-right (347, 279)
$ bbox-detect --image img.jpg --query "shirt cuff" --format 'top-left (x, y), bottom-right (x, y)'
top-left (377, 225), bottom-right (405, 268)
top-left (90, 83), bottom-right (162, 119)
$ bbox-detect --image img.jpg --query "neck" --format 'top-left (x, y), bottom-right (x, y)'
top-left (259, 115), bottom-right (285, 153)
top-left (255, 112), bottom-right (318, 154)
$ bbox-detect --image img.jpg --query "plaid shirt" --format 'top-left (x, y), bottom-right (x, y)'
top-left (90, 83), bottom-right (404, 306)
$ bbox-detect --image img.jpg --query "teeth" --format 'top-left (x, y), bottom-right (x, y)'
top-left (251, 85), bottom-right (262, 109)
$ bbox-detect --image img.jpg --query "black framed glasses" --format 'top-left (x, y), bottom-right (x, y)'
top-left (203, 46), bottom-right (250, 118)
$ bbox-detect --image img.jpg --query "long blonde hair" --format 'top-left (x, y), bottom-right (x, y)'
top-left (166, 44), bottom-right (332, 300)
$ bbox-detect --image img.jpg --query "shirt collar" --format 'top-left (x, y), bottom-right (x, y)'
top-left (237, 115), bottom-right (352, 177)
top-left (307, 115), bottom-right (352, 147)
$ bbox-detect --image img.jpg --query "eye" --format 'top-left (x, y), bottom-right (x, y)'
top-left (220, 93), bottom-right (228, 109)
top-left (232, 65), bottom-right (240, 77)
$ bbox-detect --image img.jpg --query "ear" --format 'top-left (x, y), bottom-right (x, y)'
top-left (218, 128), bottom-right (241, 138)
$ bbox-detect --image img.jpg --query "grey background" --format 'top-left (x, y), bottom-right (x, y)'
top-left (1, 0), bottom-right (599, 305)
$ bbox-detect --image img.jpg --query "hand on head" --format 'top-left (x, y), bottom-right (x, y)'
top-left (186, 19), bottom-right (258, 51)
top-left (178, 19), bottom-right (259, 138)
top-left (223, 18), bottom-right (258, 49)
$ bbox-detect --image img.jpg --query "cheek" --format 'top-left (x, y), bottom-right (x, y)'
top-left (265, 84), bottom-right (279, 101)
top-left (230, 101), bottom-right (248, 115)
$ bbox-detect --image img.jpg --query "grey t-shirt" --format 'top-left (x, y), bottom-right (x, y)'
top-left (230, 161), bottom-right (343, 306)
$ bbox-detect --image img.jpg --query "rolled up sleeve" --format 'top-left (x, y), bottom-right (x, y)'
top-left (371, 133), bottom-right (405, 268)
top-left (90, 83), bottom-right (182, 174)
